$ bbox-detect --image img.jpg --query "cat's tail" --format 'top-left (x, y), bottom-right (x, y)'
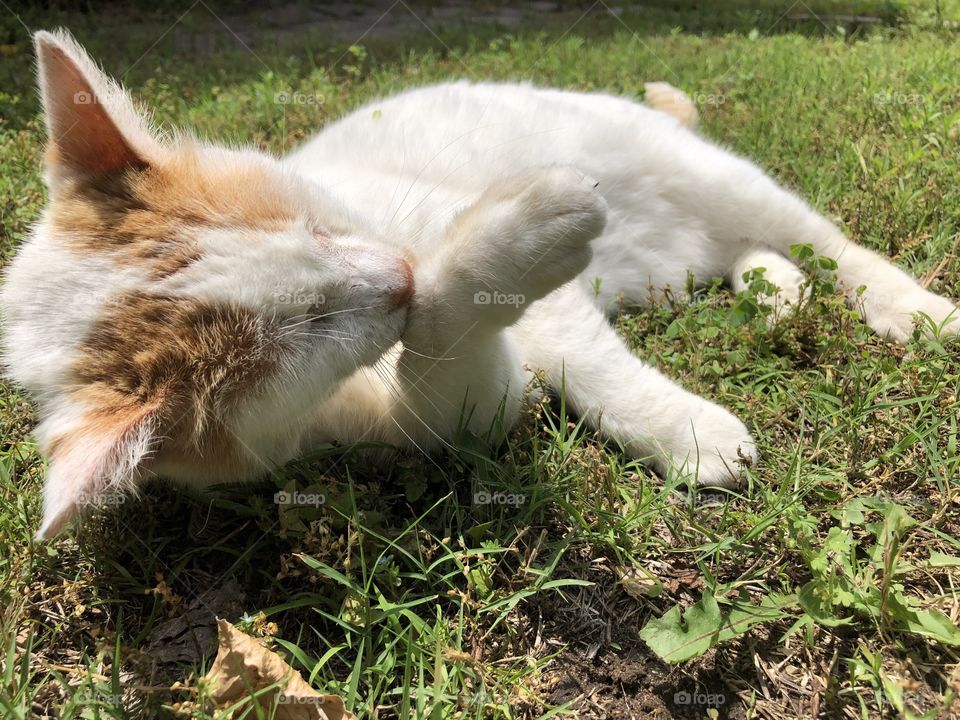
top-left (644, 82), bottom-right (699, 129)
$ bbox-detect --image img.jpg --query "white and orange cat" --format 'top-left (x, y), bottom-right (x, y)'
top-left (3, 31), bottom-right (958, 539)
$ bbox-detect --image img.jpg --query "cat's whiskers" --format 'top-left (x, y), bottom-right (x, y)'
top-left (279, 323), bottom-right (357, 339)
top-left (398, 346), bottom-right (452, 362)
top-left (387, 415), bottom-right (454, 468)
top-left (387, 355), bottom-right (460, 436)
top-left (395, 126), bottom-right (575, 235)
top-left (365, 342), bottom-right (458, 450)
top-left (404, 205), bottom-right (461, 248)
top-left (367, 353), bottom-right (456, 466)
top-left (311, 304), bottom-right (380, 319)
top-left (387, 122), bottom-right (498, 228)
top-left (277, 320), bottom-right (352, 337)
top-left (279, 305), bottom-right (380, 334)
top-left (395, 166), bottom-right (474, 230)
top-left (284, 332), bottom-right (355, 349)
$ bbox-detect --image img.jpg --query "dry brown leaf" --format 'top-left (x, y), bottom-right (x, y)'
top-left (618, 565), bottom-right (661, 600)
top-left (203, 619), bottom-right (356, 720)
top-left (147, 578), bottom-right (246, 665)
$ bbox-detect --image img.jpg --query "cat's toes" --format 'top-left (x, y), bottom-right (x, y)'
top-left (506, 165), bottom-right (608, 283)
top-left (441, 166), bottom-right (606, 322)
top-left (667, 401), bottom-right (757, 488)
top-left (460, 166), bottom-right (607, 308)
top-left (860, 288), bottom-right (960, 343)
top-left (523, 167), bottom-right (607, 240)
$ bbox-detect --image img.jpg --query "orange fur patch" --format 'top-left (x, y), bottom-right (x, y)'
top-left (51, 145), bottom-right (298, 278)
top-left (59, 291), bottom-right (287, 477)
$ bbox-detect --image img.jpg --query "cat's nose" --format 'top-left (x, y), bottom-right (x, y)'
top-left (391, 258), bottom-right (415, 307)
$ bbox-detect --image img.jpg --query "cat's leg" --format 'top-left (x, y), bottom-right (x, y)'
top-left (513, 284), bottom-right (757, 486)
top-left (729, 245), bottom-right (807, 320)
top-left (314, 166), bottom-right (608, 449)
top-left (583, 119), bottom-right (959, 338)
top-left (682, 151), bottom-right (960, 342)
top-left (395, 166), bottom-right (607, 442)
top-left (762, 207), bottom-right (957, 342)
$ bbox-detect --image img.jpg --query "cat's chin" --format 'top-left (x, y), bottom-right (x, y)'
top-left (349, 308), bottom-right (408, 369)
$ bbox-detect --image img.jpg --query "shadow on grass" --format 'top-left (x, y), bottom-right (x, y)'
top-left (44, 393), bottom-right (725, 715)
top-left (0, 0), bottom-right (911, 131)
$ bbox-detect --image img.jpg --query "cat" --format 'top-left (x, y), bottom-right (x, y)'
top-left (3, 30), bottom-right (958, 539)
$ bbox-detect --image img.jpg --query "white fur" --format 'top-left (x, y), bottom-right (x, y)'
top-left (286, 81), bottom-right (959, 484)
top-left (4, 32), bottom-right (959, 537)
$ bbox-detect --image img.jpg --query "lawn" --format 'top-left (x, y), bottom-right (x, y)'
top-left (3, 1), bottom-right (960, 718)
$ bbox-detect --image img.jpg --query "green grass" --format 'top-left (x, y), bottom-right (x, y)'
top-left (3, 1), bottom-right (960, 718)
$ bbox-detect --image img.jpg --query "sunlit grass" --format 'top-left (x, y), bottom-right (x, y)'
top-left (2, 2), bottom-right (960, 717)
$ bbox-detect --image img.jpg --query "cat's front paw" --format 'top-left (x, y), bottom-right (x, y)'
top-left (432, 166), bottom-right (606, 329)
top-left (859, 287), bottom-right (960, 343)
top-left (661, 400), bottom-right (758, 488)
top-left (482, 165), bottom-right (608, 299)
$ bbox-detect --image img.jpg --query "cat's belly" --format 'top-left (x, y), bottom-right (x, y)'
top-left (583, 207), bottom-right (730, 308)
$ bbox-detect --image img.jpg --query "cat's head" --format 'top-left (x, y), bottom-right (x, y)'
top-left (1, 30), bottom-right (414, 538)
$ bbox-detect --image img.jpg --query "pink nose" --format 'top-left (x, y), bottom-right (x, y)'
top-left (391, 258), bottom-right (415, 307)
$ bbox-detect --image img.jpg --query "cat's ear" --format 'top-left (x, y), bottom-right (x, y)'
top-left (34, 29), bottom-right (162, 185)
top-left (35, 403), bottom-right (158, 540)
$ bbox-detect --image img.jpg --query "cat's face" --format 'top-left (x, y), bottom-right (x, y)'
top-left (1, 31), bottom-right (414, 538)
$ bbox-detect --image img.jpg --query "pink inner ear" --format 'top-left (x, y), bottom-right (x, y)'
top-left (36, 406), bottom-right (156, 540)
top-left (42, 45), bottom-right (145, 175)
top-left (37, 433), bottom-right (121, 539)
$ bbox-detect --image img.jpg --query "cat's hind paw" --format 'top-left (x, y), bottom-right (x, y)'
top-left (859, 287), bottom-right (960, 343)
top-left (659, 400), bottom-right (758, 488)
